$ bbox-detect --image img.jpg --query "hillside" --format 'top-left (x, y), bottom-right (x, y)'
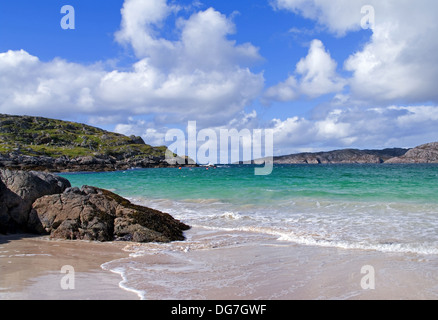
top-left (0, 114), bottom-right (183, 172)
top-left (385, 142), bottom-right (438, 163)
top-left (273, 148), bottom-right (409, 164)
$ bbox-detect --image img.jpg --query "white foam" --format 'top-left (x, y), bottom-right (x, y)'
top-left (130, 196), bottom-right (438, 256)
top-left (189, 224), bottom-right (438, 256)
top-left (100, 261), bottom-right (147, 300)
top-left (221, 211), bottom-right (243, 220)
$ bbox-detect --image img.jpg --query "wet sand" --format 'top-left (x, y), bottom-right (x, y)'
top-left (106, 227), bottom-right (438, 300)
top-left (1, 230), bottom-right (438, 300)
top-left (0, 234), bottom-right (138, 300)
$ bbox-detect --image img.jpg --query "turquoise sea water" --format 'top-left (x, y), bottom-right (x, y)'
top-left (60, 164), bottom-right (438, 255)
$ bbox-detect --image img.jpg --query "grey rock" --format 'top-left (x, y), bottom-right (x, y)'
top-left (31, 185), bottom-right (190, 243)
top-left (0, 178), bottom-right (22, 233)
top-left (0, 169), bottom-right (71, 233)
top-left (129, 135), bottom-right (145, 145)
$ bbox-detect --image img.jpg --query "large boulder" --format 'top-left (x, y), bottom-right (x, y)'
top-left (0, 168), bottom-right (71, 233)
top-left (0, 178), bottom-right (22, 234)
top-left (30, 186), bottom-right (190, 243)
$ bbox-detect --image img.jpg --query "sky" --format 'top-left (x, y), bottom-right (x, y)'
top-left (1, 0), bottom-right (438, 157)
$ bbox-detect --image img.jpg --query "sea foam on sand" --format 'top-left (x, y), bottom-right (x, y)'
top-left (101, 227), bottom-right (438, 300)
top-left (1, 228), bottom-right (437, 300)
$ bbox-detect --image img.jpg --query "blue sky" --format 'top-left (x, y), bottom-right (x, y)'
top-left (1, 0), bottom-right (438, 156)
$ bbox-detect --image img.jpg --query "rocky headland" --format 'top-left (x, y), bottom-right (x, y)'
top-left (0, 114), bottom-right (190, 172)
top-left (0, 168), bottom-right (190, 242)
top-left (385, 142), bottom-right (438, 163)
top-left (270, 143), bottom-right (438, 165)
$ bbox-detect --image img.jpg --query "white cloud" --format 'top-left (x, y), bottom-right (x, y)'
top-left (269, 104), bottom-right (438, 155)
top-left (115, 0), bottom-right (177, 61)
top-left (264, 77), bottom-right (299, 103)
top-left (116, 1), bottom-right (261, 70)
top-left (344, 8), bottom-right (438, 103)
top-left (263, 39), bottom-right (345, 103)
top-left (110, 1), bottom-right (264, 126)
top-left (0, 0), bottom-right (264, 128)
top-left (272, 0), bottom-right (370, 36)
top-left (0, 50), bottom-right (104, 118)
top-left (273, 0), bottom-right (438, 105)
top-left (270, 108), bottom-right (355, 154)
top-left (114, 120), bottom-right (168, 147)
top-left (296, 40), bottom-right (345, 97)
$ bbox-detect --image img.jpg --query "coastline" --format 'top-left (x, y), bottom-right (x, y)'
top-left (103, 226), bottom-right (438, 300)
top-left (2, 228), bottom-right (437, 300)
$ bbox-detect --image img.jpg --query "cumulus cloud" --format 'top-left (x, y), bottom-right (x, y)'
top-left (272, 0), bottom-right (372, 36)
top-left (115, 0), bottom-right (177, 61)
top-left (0, 50), bottom-right (104, 118)
top-left (114, 119), bottom-right (168, 147)
top-left (0, 0), bottom-right (264, 127)
top-left (344, 3), bottom-right (438, 103)
top-left (113, 109), bottom-right (261, 149)
top-left (263, 39), bottom-right (345, 103)
top-left (272, 0), bottom-right (438, 105)
top-left (111, 0), bottom-right (264, 125)
top-left (296, 40), bottom-right (345, 97)
top-left (97, 59), bottom-right (263, 124)
top-left (269, 104), bottom-right (438, 155)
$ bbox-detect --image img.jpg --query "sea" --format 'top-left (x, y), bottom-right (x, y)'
top-left (59, 164), bottom-right (438, 299)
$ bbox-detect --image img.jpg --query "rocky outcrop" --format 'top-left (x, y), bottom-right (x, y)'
top-left (0, 113), bottom-right (194, 172)
top-left (385, 142), bottom-right (438, 164)
top-left (30, 186), bottom-right (190, 243)
top-left (0, 168), bottom-right (71, 233)
top-left (1, 169), bottom-right (190, 243)
top-left (0, 153), bottom-right (179, 172)
top-left (273, 148), bottom-right (409, 164)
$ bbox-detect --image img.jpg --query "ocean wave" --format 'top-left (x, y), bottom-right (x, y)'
top-left (188, 224), bottom-right (438, 256)
top-left (221, 211), bottom-right (243, 220)
top-left (129, 196), bottom-right (438, 256)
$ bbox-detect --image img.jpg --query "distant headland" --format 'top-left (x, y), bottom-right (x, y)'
top-left (270, 143), bottom-right (438, 164)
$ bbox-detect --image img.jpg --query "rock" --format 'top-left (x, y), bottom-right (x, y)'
top-left (0, 168), bottom-right (71, 233)
top-left (30, 185), bottom-right (190, 243)
top-left (0, 178), bottom-right (22, 234)
top-left (0, 153), bottom-right (196, 172)
top-left (385, 142), bottom-right (438, 163)
top-left (129, 135), bottom-right (145, 145)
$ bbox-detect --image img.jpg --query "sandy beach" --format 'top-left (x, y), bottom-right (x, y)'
top-left (0, 234), bottom-right (138, 300)
top-left (1, 228), bottom-right (437, 300)
top-left (104, 227), bottom-right (438, 300)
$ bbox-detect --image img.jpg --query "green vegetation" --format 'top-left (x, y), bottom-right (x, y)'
top-left (0, 114), bottom-right (169, 159)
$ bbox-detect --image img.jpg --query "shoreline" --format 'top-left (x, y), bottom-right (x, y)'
top-left (2, 228), bottom-right (437, 300)
top-left (2, 162), bottom-right (438, 176)
top-left (111, 226), bottom-right (438, 300)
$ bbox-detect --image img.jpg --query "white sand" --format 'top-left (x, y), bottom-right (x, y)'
top-left (0, 234), bottom-right (138, 300)
top-left (103, 227), bottom-right (438, 300)
top-left (1, 230), bottom-right (437, 300)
